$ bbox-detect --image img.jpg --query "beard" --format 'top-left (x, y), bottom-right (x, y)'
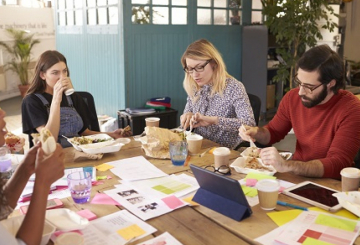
top-left (300, 85), bottom-right (328, 108)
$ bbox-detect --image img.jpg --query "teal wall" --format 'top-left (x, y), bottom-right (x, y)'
top-left (55, 0), bottom-right (252, 125)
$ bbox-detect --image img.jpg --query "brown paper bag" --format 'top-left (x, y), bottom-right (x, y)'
top-left (140, 127), bottom-right (183, 159)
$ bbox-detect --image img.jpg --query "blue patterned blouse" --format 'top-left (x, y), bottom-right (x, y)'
top-left (183, 77), bottom-right (255, 149)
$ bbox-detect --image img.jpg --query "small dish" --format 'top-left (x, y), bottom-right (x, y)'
top-left (230, 156), bottom-right (276, 176)
top-left (116, 138), bottom-right (131, 144)
top-left (46, 208), bottom-right (89, 231)
top-left (333, 192), bottom-right (360, 217)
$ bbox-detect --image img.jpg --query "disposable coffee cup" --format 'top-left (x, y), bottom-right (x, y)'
top-left (255, 179), bottom-right (280, 210)
top-left (341, 167), bottom-right (360, 192)
top-left (213, 147), bottom-right (230, 173)
top-left (65, 88), bottom-right (75, 96)
top-left (186, 134), bottom-right (203, 155)
top-left (145, 117), bottom-right (160, 127)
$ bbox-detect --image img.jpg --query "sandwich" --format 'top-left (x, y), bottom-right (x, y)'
top-left (121, 125), bottom-right (132, 136)
top-left (31, 128), bottom-right (57, 155)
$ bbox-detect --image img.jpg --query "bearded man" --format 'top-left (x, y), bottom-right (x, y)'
top-left (239, 45), bottom-right (360, 179)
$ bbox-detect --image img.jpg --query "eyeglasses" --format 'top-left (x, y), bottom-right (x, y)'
top-left (204, 165), bottom-right (231, 175)
top-left (183, 60), bottom-right (211, 74)
top-left (294, 75), bottom-right (323, 94)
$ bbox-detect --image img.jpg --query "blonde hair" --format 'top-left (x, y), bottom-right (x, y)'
top-left (181, 39), bottom-right (232, 100)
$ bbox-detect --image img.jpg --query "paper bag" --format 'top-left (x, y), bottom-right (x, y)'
top-left (140, 127), bottom-right (182, 159)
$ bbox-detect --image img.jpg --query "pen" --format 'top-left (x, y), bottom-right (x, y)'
top-left (277, 201), bottom-right (308, 211)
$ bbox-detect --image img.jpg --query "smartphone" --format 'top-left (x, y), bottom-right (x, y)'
top-left (20, 198), bottom-right (63, 214)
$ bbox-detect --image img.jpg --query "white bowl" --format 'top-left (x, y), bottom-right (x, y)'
top-left (333, 192), bottom-right (360, 217)
top-left (230, 156), bottom-right (276, 176)
top-left (1, 215), bottom-right (56, 245)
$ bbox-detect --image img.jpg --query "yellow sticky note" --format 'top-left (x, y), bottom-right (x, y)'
top-left (117, 224), bottom-right (146, 240)
top-left (303, 237), bottom-right (333, 245)
top-left (182, 196), bottom-right (199, 206)
top-left (315, 213), bottom-right (357, 231)
top-left (267, 209), bottom-right (303, 226)
top-left (241, 185), bottom-right (258, 197)
top-left (244, 172), bottom-right (276, 181)
top-left (96, 175), bottom-right (107, 180)
top-left (96, 163), bottom-right (114, 171)
top-left (309, 207), bottom-right (359, 221)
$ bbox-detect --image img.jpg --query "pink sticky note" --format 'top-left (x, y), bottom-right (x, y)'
top-left (77, 209), bottom-right (97, 221)
top-left (90, 193), bottom-right (121, 205)
top-left (279, 186), bottom-right (286, 193)
top-left (246, 178), bottom-right (258, 187)
top-left (162, 195), bottom-right (184, 209)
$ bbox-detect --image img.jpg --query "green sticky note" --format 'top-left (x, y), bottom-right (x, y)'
top-left (244, 172), bottom-right (276, 181)
top-left (241, 185), bottom-right (258, 197)
top-left (315, 214), bottom-right (357, 231)
top-left (96, 175), bottom-right (107, 180)
top-left (303, 237), bottom-right (334, 245)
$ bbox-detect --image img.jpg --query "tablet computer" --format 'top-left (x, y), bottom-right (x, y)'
top-left (283, 181), bottom-right (342, 212)
top-left (190, 164), bottom-right (252, 221)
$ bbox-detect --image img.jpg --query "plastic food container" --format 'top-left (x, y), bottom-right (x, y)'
top-left (1, 215), bottom-right (56, 245)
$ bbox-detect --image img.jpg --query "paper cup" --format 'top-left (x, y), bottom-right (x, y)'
top-left (255, 179), bottom-right (280, 210)
top-left (186, 134), bottom-right (203, 154)
top-left (64, 88), bottom-right (75, 96)
top-left (341, 167), bottom-right (360, 192)
top-left (145, 117), bottom-right (160, 127)
top-left (213, 147), bottom-right (231, 173)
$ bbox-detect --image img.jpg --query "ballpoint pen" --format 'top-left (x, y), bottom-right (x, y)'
top-left (277, 201), bottom-right (308, 211)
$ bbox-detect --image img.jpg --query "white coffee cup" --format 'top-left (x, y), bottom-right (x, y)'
top-left (340, 167), bottom-right (360, 192)
top-left (65, 88), bottom-right (75, 96)
top-left (255, 179), bottom-right (280, 210)
top-left (186, 134), bottom-right (203, 154)
top-left (213, 147), bottom-right (231, 171)
top-left (145, 117), bottom-right (160, 127)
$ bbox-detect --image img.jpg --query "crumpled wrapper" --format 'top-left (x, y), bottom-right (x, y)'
top-left (140, 127), bottom-right (182, 159)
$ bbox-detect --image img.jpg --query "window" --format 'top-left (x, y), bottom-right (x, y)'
top-left (197, 0), bottom-right (242, 25)
top-left (131, 0), bottom-right (187, 25)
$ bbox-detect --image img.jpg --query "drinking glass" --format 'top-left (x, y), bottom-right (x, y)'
top-left (169, 141), bottom-right (188, 166)
top-left (67, 172), bottom-right (92, 204)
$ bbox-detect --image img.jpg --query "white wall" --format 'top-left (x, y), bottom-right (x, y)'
top-left (344, 1), bottom-right (360, 61)
top-left (0, 6), bottom-right (56, 101)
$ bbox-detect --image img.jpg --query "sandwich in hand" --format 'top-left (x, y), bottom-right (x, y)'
top-left (31, 128), bottom-right (57, 155)
top-left (121, 125), bottom-right (132, 136)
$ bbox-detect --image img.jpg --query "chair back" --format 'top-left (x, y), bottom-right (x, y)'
top-left (77, 91), bottom-right (100, 132)
top-left (247, 93), bottom-right (261, 126)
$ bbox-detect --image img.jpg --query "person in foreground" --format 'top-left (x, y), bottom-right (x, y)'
top-left (22, 50), bottom-right (132, 148)
top-left (180, 39), bottom-right (255, 149)
top-left (239, 45), bottom-right (360, 179)
top-left (0, 108), bottom-right (64, 245)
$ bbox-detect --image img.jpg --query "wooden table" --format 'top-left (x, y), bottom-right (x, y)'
top-left (58, 138), bottom-right (355, 245)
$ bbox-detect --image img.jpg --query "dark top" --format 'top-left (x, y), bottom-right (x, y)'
top-left (22, 92), bottom-right (92, 141)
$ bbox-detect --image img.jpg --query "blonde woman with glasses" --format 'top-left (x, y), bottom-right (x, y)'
top-left (180, 39), bottom-right (255, 149)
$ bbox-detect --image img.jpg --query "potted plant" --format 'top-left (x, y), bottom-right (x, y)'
top-left (261, 0), bottom-right (337, 91)
top-left (0, 28), bottom-right (40, 97)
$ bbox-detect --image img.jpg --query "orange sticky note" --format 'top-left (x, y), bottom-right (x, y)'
top-left (182, 196), bottom-right (199, 206)
top-left (96, 163), bottom-right (114, 171)
top-left (117, 224), bottom-right (146, 240)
